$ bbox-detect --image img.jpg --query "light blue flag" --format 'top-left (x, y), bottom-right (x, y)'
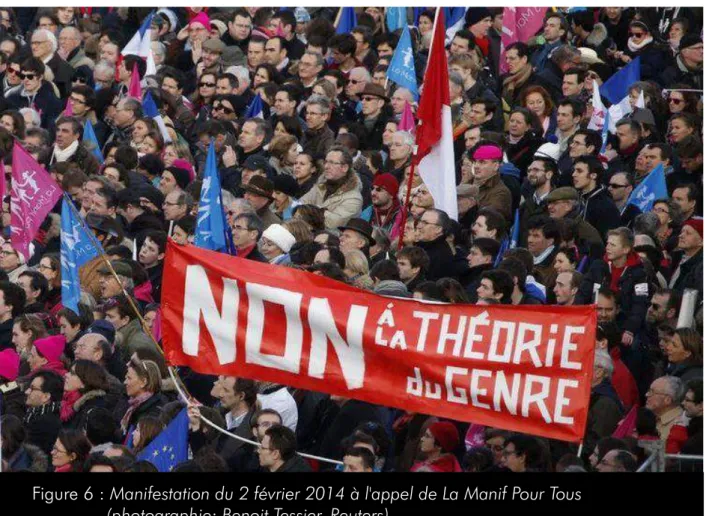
top-left (336, 7), bottom-right (357, 34)
top-left (194, 141), bottom-right (228, 252)
top-left (386, 7), bottom-right (407, 32)
top-left (509, 209), bottom-right (520, 249)
top-left (599, 57), bottom-right (641, 105)
top-left (60, 196), bottom-right (101, 314)
top-left (136, 409), bottom-right (189, 472)
top-left (626, 163), bottom-right (668, 213)
top-left (245, 93), bottom-right (264, 119)
top-left (600, 109), bottom-right (610, 152)
top-left (386, 24), bottom-right (419, 99)
top-left (83, 120), bottom-right (103, 161)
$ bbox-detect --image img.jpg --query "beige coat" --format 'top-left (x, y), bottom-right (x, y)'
top-left (299, 171), bottom-right (363, 229)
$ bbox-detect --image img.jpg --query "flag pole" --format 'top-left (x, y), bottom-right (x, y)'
top-left (333, 7), bottom-right (343, 30)
top-left (396, 6), bottom-right (442, 250)
top-left (63, 194), bottom-right (196, 403)
top-left (63, 193), bottom-right (161, 352)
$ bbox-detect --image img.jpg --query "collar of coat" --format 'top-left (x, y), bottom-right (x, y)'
top-left (316, 169), bottom-right (361, 195)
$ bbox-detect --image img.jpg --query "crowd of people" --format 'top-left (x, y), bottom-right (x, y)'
top-left (0, 6), bottom-right (703, 474)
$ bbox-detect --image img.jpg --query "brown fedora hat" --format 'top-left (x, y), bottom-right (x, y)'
top-left (360, 83), bottom-right (389, 102)
top-left (241, 175), bottom-right (274, 200)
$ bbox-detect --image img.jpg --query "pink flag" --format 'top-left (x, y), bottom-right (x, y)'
top-left (612, 404), bottom-right (638, 438)
top-left (128, 62), bottom-right (142, 100)
top-left (10, 142), bottom-right (62, 260)
top-left (500, 7), bottom-right (548, 74)
top-left (152, 307), bottom-right (162, 343)
top-left (63, 98), bottom-right (73, 116)
top-left (398, 101), bottom-right (416, 136)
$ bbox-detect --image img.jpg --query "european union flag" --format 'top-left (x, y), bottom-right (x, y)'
top-left (336, 7), bottom-right (357, 34)
top-left (626, 163), bottom-right (668, 213)
top-left (245, 93), bottom-right (264, 119)
top-left (599, 57), bottom-right (641, 105)
top-left (387, 24), bottom-right (419, 100)
top-left (137, 408), bottom-right (189, 472)
top-left (83, 120), bottom-right (103, 161)
top-left (194, 141), bottom-right (229, 252)
top-left (60, 195), bottom-right (101, 314)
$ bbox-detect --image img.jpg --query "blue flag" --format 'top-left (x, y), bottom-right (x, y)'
top-left (626, 163), bottom-right (668, 213)
top-left (599, 57), bottom-right (641, 105)
top-left (336, 7), bottom-right (357, 34)
top-left (387, 25), bottom-right (419, 100)
top-left (600, 109), bottom-right (610, 153)
top-left (83, 120), bottom-right (103, 161)
top-left (443, 7), bottom-right (466, 29)
top-left (245, 93), bottom-right (264, 119)
top-left (60, 196), bottom-right (101, 314)
top-left (386, 7), bottom-right (407, 32)
top-left (136, 408), bottom-right (189, 472)
top-left (142, 91), bottom-right (172, 143)
top-left (195, 141), bottom-right (229, 252)
top-left (509, 209), bottom-right (520, 249)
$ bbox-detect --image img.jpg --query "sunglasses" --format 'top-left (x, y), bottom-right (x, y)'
top-left (348, 78), bottom-right (364, 85)
top-left (199, 81), bottom-right (215, 88)
top-left (608, 183), bottom-right (628, 189)
top-left (630, 32), bottom-right (646, 38)
top-left (668, 97), bottom-right (684, 105)
top-left (213, 105), bottom-right (234, 114)
top-left (21, 73), bottom-right (37, 80)
top-left (7, 68), bottom-right (19, 76)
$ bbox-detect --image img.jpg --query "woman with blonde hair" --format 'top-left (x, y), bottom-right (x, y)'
top-left (343, 249), bottom-right (374, 290)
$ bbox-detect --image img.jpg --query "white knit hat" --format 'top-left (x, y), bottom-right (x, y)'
top-left (534, 142), bottom-right (561, 163)
top-left (261, 224), bottom-right (296, 253)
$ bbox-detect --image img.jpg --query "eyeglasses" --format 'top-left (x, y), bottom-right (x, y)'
top-left (21, 73), bottom-right (37, 80)
top-left (69, 96), bottom-right (86, 105)
top-left (30, 40), bottom-right (48, 46)
top-left (668, 97), bottom-right (684, 105)
top-left (232, 224), bottom-right (252, 232)
top-left (73, 77), bottom-right (87, 85)
top-left (361, 96), bottom-right (378, 102)
top-left (51, 445), bottom-right (68, 455)
top-left (26, 384), bottom-right (44, 393)
top-left (306, 110), bottom-right (324, 116)
top-left (348, 78), bottom-right (364, 85)
top-left (646, 389), bottom-right (670, 397)
top-left (199, 82), bottom-right (216, 88)
top-left (162, 201), bottom-right (181, 207)
top-left (608, 183), bottom-right (628, 189)
top-left (0, 250), bottom-right (17, 257)
top-left (417, 219), bottom-right (439, 227)
top-left (372, 186), bottom-right (386, 192)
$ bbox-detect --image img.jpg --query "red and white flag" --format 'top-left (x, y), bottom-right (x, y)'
top-left (414, 8), bottom-right (457, 221)
top-left (10, 142), bottom-right (62, 260)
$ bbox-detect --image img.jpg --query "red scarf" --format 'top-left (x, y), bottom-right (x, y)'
top-left (60, 390), bottom-right (82, 422)
top-left (475, 36), bottom-right (490, 56)
top-left (607, 252), bottom-right (641, 292)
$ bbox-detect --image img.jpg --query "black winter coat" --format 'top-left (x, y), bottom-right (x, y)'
top-left (580, 186), bottom-right (621, 241)
top-left (23, 403), bottom-right (62, 455)
top-left (576, 255), bottom-right (651, 335)
top-left (417, 236), bottom-right (455, 282)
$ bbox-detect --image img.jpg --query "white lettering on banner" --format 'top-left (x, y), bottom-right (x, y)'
top-left (182, 265), bottom-right (238, 363)
top-left (308, 298), bottom-right (367, 390)
top-left (410, 366), bottom-right (575, 424)
top-left (560, 327), bottom-right (584, 370)
top-left (245, 283), bottom-right (303, 374)
top-left (412, 311), bottom-right (439, 352)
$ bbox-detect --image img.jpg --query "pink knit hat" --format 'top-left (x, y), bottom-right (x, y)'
top-left (472, 144), bottom-right (503, 161)
top-left (34, 335), bottom-right (66, 363)
top-left (0, 348), bottom-right (20, 381)
top-left (173, 159), bottom-right (196, 182)
top-left (189, 11), bottom-right (210, 30)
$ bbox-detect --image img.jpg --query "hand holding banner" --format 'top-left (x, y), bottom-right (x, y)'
top-left (162, 242), bottom-right (597, 443)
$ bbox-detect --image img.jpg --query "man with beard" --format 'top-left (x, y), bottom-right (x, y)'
top-left (368, 173), bottom-right (402, 241)
top-left (520, 157), bottom-right (556, 243)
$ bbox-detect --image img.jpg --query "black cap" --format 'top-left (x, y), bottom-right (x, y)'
top-left (679, 33), bottom-right (703, 52)
top-left (273, 174), bottom-right (299, 198)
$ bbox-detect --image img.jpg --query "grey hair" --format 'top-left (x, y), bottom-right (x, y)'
top-left (230, 197), bottom-right (255, 215)
top-left (221, 189), bottom-right (236, 208)
top-left (394, 130), bottom-right (414, 147)
top-left (301, 50), bottom-right (324, 68)
top-left (60, 26), bottom-right (81, 41)
top-left (633, 212), bottom-right (660, 236)
top-left (226, 65), bottom-right (250, 88)
top-left (35, 28), bottom-right (58, 54)
top-left (661, 375), bottom-right (685, 404)
top-left (19, 108), bottom-right (41, 129)
top-left (593, 348), bottom-right (614, 377)
top-left (95, 59), bottom-right (115, 77)
top-left (634, 234), bottom-right (657, 248)
top-left (151, 41), bottom-right (166, 57)
top-left (372, 227), bottom-right (391, 251)
top-left (349, 66), bottom-right (371, 83)
top-left (449, 71), bottom-right (465, 89)
top-left (306, 94), bottom-right (331, 115)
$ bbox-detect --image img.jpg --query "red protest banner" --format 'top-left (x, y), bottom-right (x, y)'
top-left (162, 242), bottom-right (597, 443)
